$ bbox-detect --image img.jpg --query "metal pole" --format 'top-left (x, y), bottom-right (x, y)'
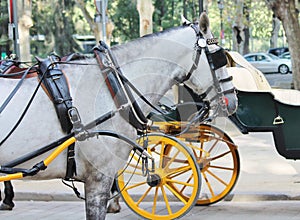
top-left (218, 0), bottom-right (225, 46)
top-left (220, 7), bottom-right (224, 44)
top-left (101, 0), bottom-right (107, 43)
top-left (12, 0), bottom-right (20, 58)
top-left (199, 0), bottom-right (203, 15)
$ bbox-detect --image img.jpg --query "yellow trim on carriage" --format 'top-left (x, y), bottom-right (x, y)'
top-left (0, 173), bottom-right (23, 181)
top-left (0, 137), bottom-right (76, 182)
top-left (44, 137), bottom-right (76, 166)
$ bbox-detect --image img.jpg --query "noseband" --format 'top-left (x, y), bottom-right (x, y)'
top-left (180, 23), bottom-right (235, 115)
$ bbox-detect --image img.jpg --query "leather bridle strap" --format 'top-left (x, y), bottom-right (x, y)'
top-left (180, 24), bottom-right (203, 83)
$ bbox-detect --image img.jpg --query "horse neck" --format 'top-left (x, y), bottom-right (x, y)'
top-left (112, 27), bottom-right (197, 113)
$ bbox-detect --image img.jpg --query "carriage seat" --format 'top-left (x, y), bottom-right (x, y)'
top-left (227, 67), bottom-right (271, 92)
top-left (225, 51), bottom-right (300, 106)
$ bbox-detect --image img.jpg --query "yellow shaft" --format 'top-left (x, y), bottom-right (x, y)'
top-left (0, 173), bottom-right (23, 182)
top-left (44, 137), bottom-right (76, 166)
top-left (0, 137), bottom-right (76, 182)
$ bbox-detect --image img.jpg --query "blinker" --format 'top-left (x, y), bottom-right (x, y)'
top-left (197, 38), bottom-right (206, 48)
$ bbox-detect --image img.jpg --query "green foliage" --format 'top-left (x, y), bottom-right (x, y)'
top-left (248, 1), bottom-right (272, 38)
top-left (108, 0), bottom-right (139, 42)
top-left (0, 0), bottom-right (11, 56)
top-left (1, 0), bottom-right (295, 57)
top-left (30, 0), bottom-right (81, 57)
top-left (209, 0), bottom-right (273, 50)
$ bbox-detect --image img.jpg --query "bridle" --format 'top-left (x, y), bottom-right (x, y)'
top-left (180, 23), bottom-right (236, 116)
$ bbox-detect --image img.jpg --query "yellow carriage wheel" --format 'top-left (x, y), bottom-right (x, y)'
top-left (176, 124), bottom-right (240, 205)
top-left (117, 134), bottom-right (201, 220)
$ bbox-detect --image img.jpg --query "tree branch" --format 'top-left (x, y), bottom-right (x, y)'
top-left (74, 0), bottom-right (95, 30)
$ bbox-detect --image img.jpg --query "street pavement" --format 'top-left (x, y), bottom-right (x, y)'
top-left (264, 73), bottom-right (293, 89)
top-left (2, 200), bottom-right (300, 220)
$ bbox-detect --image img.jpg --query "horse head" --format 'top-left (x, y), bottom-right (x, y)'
top-left (182, 12), bottom-right (238, 116)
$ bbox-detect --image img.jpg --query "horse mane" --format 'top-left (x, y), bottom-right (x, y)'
top-left (111, 25), bottom-right (189, 51)
top-left (142, 25), bottom-right (186, 38)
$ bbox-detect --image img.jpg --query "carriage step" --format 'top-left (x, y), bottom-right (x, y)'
top-left (273, 115), bottom-right (284, 125)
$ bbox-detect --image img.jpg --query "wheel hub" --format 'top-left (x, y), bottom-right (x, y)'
top-left (147, 174), bottom-right (161, 187)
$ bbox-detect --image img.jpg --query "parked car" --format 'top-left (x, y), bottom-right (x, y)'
top-left (268, 47), bottom-right (289, 56)
top-left (244, 52), bottom-right (291, 74)
top-left (279, 52), bottom-right (291, 60)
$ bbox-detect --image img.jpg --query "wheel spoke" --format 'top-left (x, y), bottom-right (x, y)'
top-left (187, 143), bottom-right (210, 159)
top-left (165, 183), bottom-right (188, 204)
top-left (210, 150), bottom-right (232, 161)
top-left (136, 186), bottom-right (152, 206)
top-left (199, 141), bottom-right (204, 158)
top-left (166, 178), bottom-right (195, 187)
top-left (125, 181), bottom-right (147, 191)
top-left (128, 163), bottom-right (143, 170)
top-left (152, 187), bottom-right (159, 215)
top-left (167, 165), bottom-right (192, 178)
top-left (161, 186), bottom-right (172, 215)
top-left (123, 170), bottom-right (144, 176)
top-left (206, 169), bottom-right (228, 186)
top-left (209, 165), bottom-right (234, 171)
top-left (202, 172), bottom-right (215, 197)
top-left (207, 139), bottom-right (219, 154)
top-left (164, 149), bottom-right (180, 170)
top-left (179, 174), bottom-right (193, 193)
top-left (159, 141), bottom-right (165, 168)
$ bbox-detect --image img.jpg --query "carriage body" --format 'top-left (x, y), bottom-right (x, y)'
top-left (227, 51), bottom-right (300, 160)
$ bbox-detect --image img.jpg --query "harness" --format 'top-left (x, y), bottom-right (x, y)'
top-left (93, 41), bottom-right (148, 132)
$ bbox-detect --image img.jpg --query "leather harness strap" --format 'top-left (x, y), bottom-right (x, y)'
top-left (37, 55), bottom-right (76, 180)
top-left (0, 60), bottom-right (38, 78)
top-left (93, 41), bottom-right (148, 131)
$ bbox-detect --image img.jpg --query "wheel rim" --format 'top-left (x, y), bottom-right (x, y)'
top-left (117, 134), bottom-right (201, 220)
top-left (174, 124), bottom-right (240, 205)
top-left (279, 65), bottom-right (288, 74)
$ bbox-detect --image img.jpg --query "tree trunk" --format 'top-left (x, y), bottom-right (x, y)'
top-left (265, 0), bottom-right (300, 89)
top-left (137, 0), bottom-right (154, 37)
top-left (232, 0), bottom-right (244, 54)
top-left (17, 0), bottom-right (32, 61)
top-left (75, 0), bottom-right (114, 45)
top-left (183, 0), bottom-right (187, 18)
top-left (270, 14), bottom-right (281, 48)
top-left (243, 0), bottom-right (251, 55)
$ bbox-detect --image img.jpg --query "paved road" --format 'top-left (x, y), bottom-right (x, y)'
top-left (264, 72), bottom-right (293, 88)
top-left (1, 200), bottom-right (300, 220)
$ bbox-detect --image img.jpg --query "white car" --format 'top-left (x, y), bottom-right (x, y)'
top-left (243, 52), bottom-right (292, 74)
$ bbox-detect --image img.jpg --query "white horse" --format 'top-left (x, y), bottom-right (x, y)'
top-left (0, 13), bottom-right (237, 219)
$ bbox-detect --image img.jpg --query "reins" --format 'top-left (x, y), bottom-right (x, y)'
top-left (0, 64), bottom-right (38, 114)
top-left (0, 63), bottom-right (51, 147)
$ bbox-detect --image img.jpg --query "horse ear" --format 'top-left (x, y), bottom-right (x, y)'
top-left (199, 12), bottom-right (210, 34)
top-left (181, 15), bottom-right (192, 26)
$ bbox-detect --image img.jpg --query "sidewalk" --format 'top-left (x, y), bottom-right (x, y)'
top-left (4, 118), bottom-right (300, 203)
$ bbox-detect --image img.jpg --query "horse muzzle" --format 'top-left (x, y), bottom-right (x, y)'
top-left (223, 93), bottom-right (238, 116)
